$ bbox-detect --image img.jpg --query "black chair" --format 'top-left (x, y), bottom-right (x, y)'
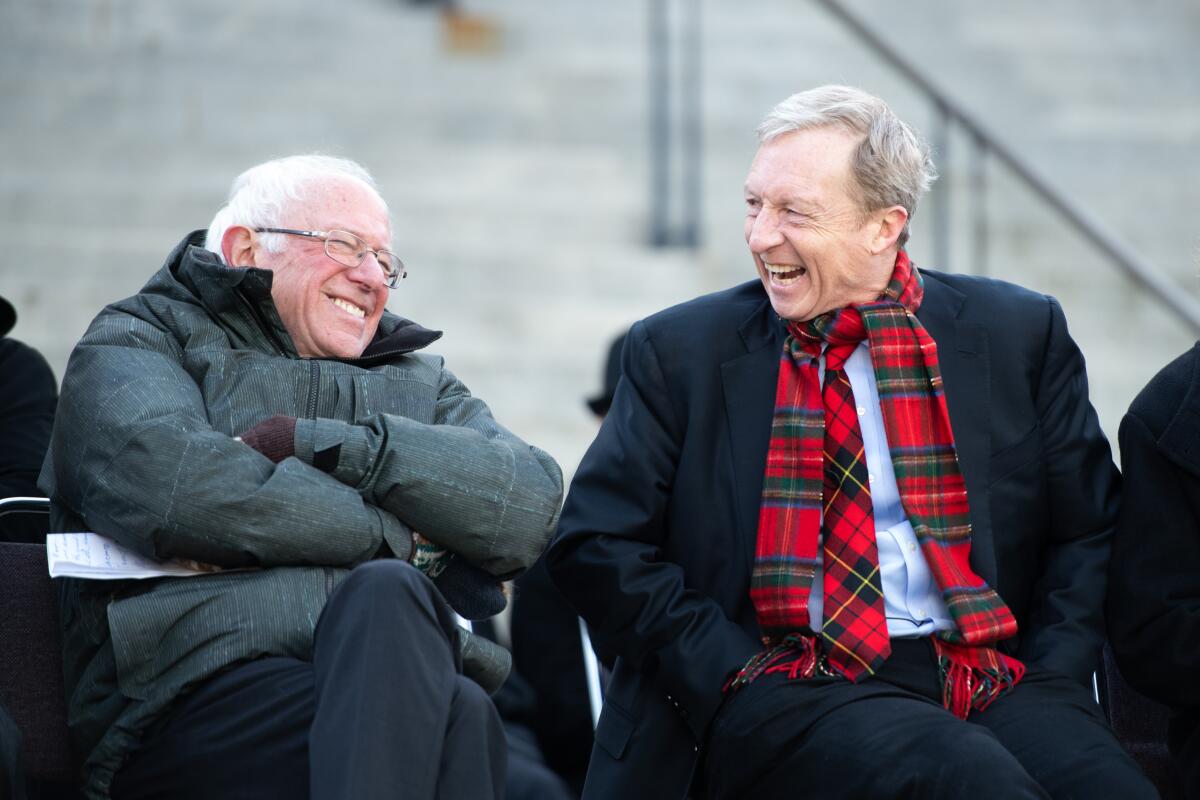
top-left (0, 497), bottom-right (79, 795)
top-left (0, 496), bottom-right (54, 545)
top-left (1097, 641), bottom-right (1186, 799)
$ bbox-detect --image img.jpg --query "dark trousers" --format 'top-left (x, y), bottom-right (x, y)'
top-left (112, 561), bottom-right (506, 800)
top-left (702, 638), bottom-right (1157, 800)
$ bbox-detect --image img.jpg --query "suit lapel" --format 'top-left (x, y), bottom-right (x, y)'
top-left (721, 301), bottom-right (785, 571)
top-left (918, 274), bottom-right (998, 585)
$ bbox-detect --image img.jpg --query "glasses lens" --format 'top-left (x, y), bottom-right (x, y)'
top-left (377, 252), bottom-right (406, 288)
top-left (324, 231), bottom-right (362, 268)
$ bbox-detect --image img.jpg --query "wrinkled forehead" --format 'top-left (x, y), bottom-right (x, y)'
top-left (288, 176), bottom-right (392, 244)
top-left (746, 128), bottom-right (861, 204)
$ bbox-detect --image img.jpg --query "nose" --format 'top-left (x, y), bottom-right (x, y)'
top-left (746, 208), bottom-right (783, 255)
top-left (346, 252), bottom-right (387, 289)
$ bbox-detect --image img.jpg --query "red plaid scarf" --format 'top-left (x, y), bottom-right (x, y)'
top-left (739, 251), bottom-right (1024, 719)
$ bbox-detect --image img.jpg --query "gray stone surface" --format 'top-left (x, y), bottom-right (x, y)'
top-left (1, 0), bottom-right (1198, 477)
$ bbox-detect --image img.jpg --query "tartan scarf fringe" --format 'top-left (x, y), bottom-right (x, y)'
top-left (934, 639), bottom-right (1023, 719)
top-left (725, 634), bottom-right (820, 693)
top-left (725, 634), bottom-right (1024, 720)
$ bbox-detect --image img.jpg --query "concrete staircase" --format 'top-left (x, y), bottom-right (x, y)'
top-left (1, 0), bottom-right (1197, 472)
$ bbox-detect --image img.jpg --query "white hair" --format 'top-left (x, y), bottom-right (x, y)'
top-left (204, 154), bottom-right (386, 260)
top-left (757, 85), bottom-right (936, 247)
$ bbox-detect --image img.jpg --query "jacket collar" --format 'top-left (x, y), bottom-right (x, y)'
top-left (163, 230), bottom-right (441, 361)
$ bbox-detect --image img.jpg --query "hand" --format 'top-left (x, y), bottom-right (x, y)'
top-left (412, 534), bottom-right (506, 620)
top-left (237, 415), bottom-right (297, 463)
top-left (434, 554), bottom-right (507, 620)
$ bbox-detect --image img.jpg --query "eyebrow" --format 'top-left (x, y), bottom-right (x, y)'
top-left (327, 226), bottom-right (394, 248)
top-left (743, 188), bottom-right (824, 213)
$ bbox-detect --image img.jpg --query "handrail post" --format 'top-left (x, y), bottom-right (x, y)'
top-left (932, 103), bottom-right (951, 270)
top-left (648, 0), bottom-right (671, 247)
top-left (680, 0), bottom-right (702, 248)
top-left (971, 132), bottom-right (988, 277)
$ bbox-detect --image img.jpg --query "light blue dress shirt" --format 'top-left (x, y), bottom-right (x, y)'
top-left (807, 341), bottom-right (955, 638)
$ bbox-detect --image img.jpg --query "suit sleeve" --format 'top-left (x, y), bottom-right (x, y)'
top-left (545, 321), bottom-right (762, 743)
top-left (1107, 412), bottom-right (1200, 707)
top-left (1015, 297), bottom-right (1120, 685)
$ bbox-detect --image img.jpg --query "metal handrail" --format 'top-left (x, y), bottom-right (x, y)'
top-left (814, 0), bottom-right (1200, 334)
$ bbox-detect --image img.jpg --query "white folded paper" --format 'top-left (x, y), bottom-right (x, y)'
top-left (46, 532), bottom-right (221, 580)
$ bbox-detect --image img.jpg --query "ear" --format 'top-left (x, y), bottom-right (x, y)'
top-left (869, 206), bottom-right (908, 254)
top-left (221, 225), bottom-right (258, 268)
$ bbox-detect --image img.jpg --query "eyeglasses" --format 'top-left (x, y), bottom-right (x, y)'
top-left (255, 228), bottom-right (407, 289)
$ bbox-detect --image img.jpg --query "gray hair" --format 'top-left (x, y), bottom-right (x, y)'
top-left (204, 154), bottom-right (387, 260)
top-left (757, 85), bottom-right (936, 247)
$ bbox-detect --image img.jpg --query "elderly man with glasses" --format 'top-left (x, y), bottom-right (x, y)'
top-left (39, 154), bottom-right (564, 800)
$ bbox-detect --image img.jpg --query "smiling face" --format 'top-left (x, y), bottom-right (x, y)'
top-left (744, 126), bottom-right (903, 322)
top-left (256, 177), bottom-right (391, 358)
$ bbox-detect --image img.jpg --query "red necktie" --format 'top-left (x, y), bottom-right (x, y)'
top-left (819, 343), bottom-right (890, 680)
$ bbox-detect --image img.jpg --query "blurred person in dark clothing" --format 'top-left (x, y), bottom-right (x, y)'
top-left (508, 330), bottom-right (628, 795)
top-left (1108, 342), bottom-right (1200, 798)
top-left (0, 294), bottom-right (57, 505)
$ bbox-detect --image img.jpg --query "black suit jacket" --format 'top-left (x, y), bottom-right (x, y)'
top-left (548, 271), bottom-right (1120, 799)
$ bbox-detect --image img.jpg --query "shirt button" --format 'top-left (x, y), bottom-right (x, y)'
top-left (857, 407), bottom-right (866, 416)
top-left (907, 542), bottom-right (917, 554)
top-left (868, 473), bottom-right (877, 483)
top-left (916, 608), bottom-right (927, 618)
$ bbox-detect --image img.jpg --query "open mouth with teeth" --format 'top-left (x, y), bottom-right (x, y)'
top-left (329, 296), bottom-right (367, 320)
top-left (764, 263), bottom-right (808, 285)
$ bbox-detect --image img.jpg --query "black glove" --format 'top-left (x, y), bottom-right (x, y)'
top-left (434, 554), bottom-right (507, 620)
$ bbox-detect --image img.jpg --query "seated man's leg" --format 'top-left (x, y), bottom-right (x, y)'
top-left (111, 657), bottom-right (315, 800)
top-left (972, 667), bottom-right (1158, 799)
top-left (433, 675), bottom-right (508, 800)
top-left (309, 559), bottom-right (504, 800)
top-left (702, 640), bottom-right (1047, 800)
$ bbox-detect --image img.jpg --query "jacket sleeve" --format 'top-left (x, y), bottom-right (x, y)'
top-left (291, 365), bottom-right (564, 577)
top-left (545, 321), bottom-right (762, 744)
top-left (1014, 297), bottom-right (1120, 685)
top-left (1107, 411), bottom-right (1200, 707)
top-left (44, 313), bottom-right (404, 568)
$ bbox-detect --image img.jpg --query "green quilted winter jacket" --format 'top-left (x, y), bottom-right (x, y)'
top-left (39, 231), bottom-right (564, 799)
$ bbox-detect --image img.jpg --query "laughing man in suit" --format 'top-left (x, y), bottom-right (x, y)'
top-left (548, 85), bottom-right (1155, 799)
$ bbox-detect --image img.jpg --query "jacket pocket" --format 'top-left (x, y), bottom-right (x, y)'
top-left (594, 699), bottom-right (635, 760)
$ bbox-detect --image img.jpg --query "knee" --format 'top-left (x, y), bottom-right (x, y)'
top-left (918, 729), bottom-right (1043, 798)
top-left (343, 559), bottom-right (433, 601)
top-left (331, 560), bottom-right (448, 626)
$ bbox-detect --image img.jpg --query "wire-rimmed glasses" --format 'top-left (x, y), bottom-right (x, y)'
top-left (255, 227), bottom-right (407, 289)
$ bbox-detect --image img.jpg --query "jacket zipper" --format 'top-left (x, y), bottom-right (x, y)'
top-left (305, 360), bottom-right (320, 419)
